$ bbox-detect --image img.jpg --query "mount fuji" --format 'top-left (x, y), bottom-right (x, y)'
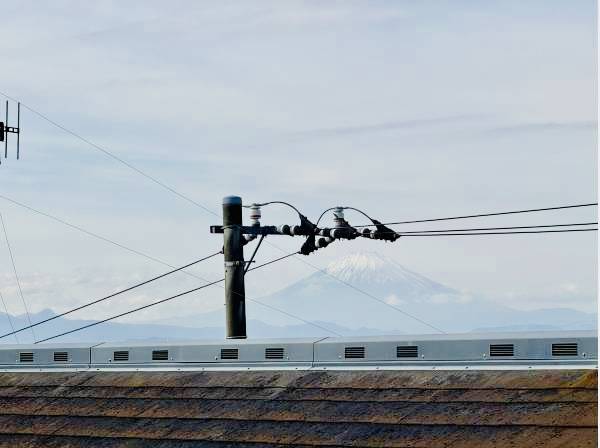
top-left (251, 252), bottom-right (597, 334)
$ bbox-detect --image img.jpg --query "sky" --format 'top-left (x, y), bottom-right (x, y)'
top-left (0, 0), bottom-right (597, 338)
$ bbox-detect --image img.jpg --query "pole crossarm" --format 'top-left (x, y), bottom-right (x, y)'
top-left (210, 225), bottom-right (289, 236)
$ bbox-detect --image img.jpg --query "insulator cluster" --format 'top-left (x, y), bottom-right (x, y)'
top-left (238, 202), bottom-right (400, 256)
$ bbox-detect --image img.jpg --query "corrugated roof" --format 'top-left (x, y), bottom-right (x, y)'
top-left (0, 369), bottom-right (595, 447)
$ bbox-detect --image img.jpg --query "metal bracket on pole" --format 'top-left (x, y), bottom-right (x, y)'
top-left (244, 235), bottom-right (265, 275)
top-left (224, 261), bottom-right (245, 267)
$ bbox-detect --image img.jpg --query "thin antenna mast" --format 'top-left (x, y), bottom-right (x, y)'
top-left (0, 100), bottom-right (23, 162)
top-left (4, 101), bottom-right (7, 159)
top-left (16, 103), bottom-right (20, 160)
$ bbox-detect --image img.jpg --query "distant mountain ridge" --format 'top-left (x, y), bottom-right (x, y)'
top-left (0, 252), bottom-right (595, 343)
top-left (0, 309), bottom-right (385, 344)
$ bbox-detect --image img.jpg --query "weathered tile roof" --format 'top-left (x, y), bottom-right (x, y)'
top-left (0, 369), bottom-right (596, 447)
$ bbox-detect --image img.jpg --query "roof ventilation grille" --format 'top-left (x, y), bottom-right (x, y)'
top-left (344, 346), bottom-right (365, 359)
top-left (220, 348), bottom-right (239, 360)
top-left (396, 345), bottom-right (418, 358)
top-left (113, 351), bottom-right (129, 362)
top-left (19, 352), bottom-right (33, 363)
top-left (490, 344), bottom-right (514, 357)
top-left (265, 347), bottom-right (285, 360)
top-left (152, 350), bottom-right (169, 361)
top-left (552, 343), bottom-right (578, 357)
top-left (53, 352), bottom-right (68, 362)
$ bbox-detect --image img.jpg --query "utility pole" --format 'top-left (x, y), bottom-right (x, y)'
top-left (213, 195), bottom-right (314, 339)
top-left (212, 196), bottom-right (399, 339)
top-left (222, 196), bottom-right (247, 339)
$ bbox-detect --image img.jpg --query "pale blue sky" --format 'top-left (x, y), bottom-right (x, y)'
top-left (0, 1), bottom-right (596, 332)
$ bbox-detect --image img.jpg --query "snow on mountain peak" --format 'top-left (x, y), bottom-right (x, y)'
top-left (324, 251), bottom-right (441, 288)
top-left (326, 252), bottom-right (386, 277)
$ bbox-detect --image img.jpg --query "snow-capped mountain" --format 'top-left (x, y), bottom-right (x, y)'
top-left (254, 252), bottom-right (596, 334)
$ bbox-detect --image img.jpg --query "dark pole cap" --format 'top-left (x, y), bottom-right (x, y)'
top-left (223, 196), bottom-right (242, 206)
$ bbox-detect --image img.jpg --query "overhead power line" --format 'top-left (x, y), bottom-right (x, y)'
top-left (0, 193), bottom-right (182, 267)
top-left (246, 251), bottom-right (297, 271)
top-left (35, 250), bottom-right (339, 344)
top-left (352, 202), bottom-right (598, 228)
top-left (396, 229), bottom-right (597, 237)
top-left (0, 213), bottom-right (36, 342)
top-left (316, 207), bottom-right (338, 226)
top-left (246, 201), bottom-right (304, 217)
top-left (0, 250), bottom-right (222, 341)
top-left (388, 222), bottom-right (597, 234)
